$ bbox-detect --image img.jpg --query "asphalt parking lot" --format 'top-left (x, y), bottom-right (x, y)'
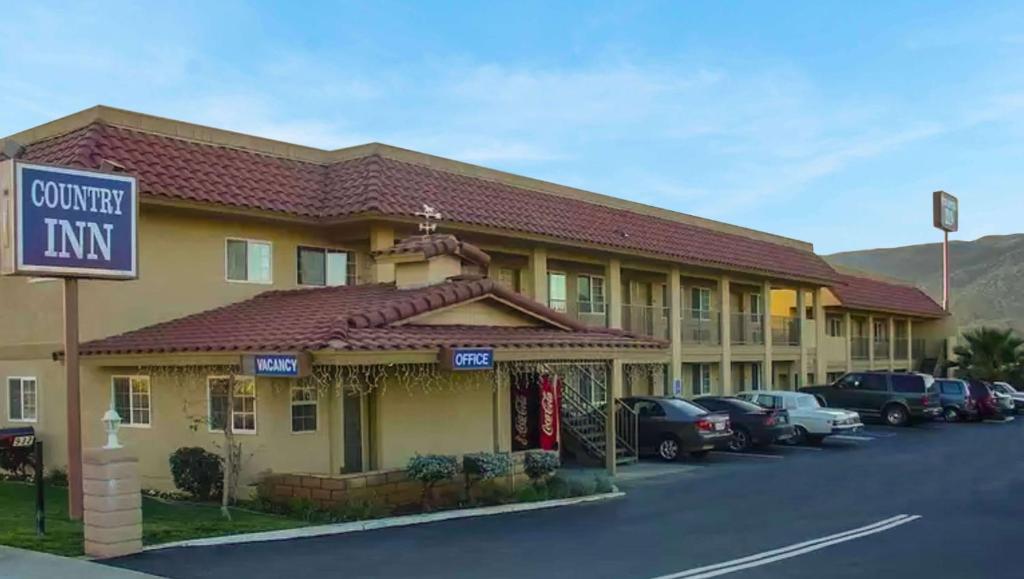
top-left (108, 417), bottom-right (1024, 579)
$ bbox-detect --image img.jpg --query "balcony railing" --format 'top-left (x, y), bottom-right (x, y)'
top-left (771, 315), bottom-right (800, 347)
top-left (894, 338), bottom-right (910, 360)
top-left (731, 312), bottom-right (765, 345)
top-left (852, 336), bottom-right (870, 360)
top-left (682, 310), bottom-right (720, 345)
top-left (873, 339), bottom-right (890, 359)
top-left (622, 304), bottom-right (670, 340)
top-left (548, 299), bottom-right (609, 328)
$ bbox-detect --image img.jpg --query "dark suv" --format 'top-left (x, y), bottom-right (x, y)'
top-left (801, 372), bottom-right (941, 426)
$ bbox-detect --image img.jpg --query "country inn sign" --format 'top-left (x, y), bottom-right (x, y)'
top-left (2, 160), bottom-right (138, 279)
top-left (0, 106), bottom-right (953, 505)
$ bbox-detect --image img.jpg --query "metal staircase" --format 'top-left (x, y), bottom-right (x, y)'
top-left (556, 366), bottom-right (638, 466)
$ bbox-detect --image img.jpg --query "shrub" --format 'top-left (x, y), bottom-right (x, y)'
top-left (0, 447), bottom-right (32, 478)
top-left (287, 497), bottom-right (322, 522)
top-left (44, 467), bottom-right (69, 487)
top-left (406, 454), bottom-right (458, 510)
top-left (515, 485), bottom-right (546, 503)
top-left (463, 452), bottom-right (512, 481)
top-left (593, 475), bottom-right (614, 494)
top-left (169, 447), bottom-right (223, 501)
top-left (523, 450), bottom-right (560, 485)
top-left (331, 498), bottom-right (392, 522)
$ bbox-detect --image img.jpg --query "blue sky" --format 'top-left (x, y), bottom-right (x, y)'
top-left (2, 1), bottom-right (1022, 254)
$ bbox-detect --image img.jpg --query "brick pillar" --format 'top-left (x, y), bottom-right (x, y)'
top-left (83, 448), bottom-right (142, 558)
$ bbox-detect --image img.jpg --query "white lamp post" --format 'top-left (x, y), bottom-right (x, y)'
top-left (102, 409), bottom-right (123, 449)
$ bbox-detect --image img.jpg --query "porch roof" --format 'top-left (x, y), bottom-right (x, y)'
top-left (829, 273), bottom-right (946, 319)
top-left (78, 278), bottom-right (665, 356)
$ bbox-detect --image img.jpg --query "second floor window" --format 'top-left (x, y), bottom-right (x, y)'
top-left (497, 268), bottom-right (520, 292)
top-left (298, 247), bottom-right (354, 286)
top-left (226, 239), bottom-right (272, 283)
top-left (827, 317), bottom-right (843, 337)
top-left (690, 287), bottom-right (712, 320)
top-left (548, 272), bottom-right (567, 312)
top-left (577, 274), bottom-right (606, 314)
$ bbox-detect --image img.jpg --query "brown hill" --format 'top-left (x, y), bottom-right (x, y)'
top-left (826, 234), bottom-right (1024, 334)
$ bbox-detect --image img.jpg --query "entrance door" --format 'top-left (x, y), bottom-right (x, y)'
top-left (343, 392), bottom-right (363, 473)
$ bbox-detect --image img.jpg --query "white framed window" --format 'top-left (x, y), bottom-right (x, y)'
top-left (873, 320), bottom-right (887, 342)
top-left (827, 317), bottom-right (843, 337)
top-left (7, 377), bottom-right (37, 422)
top-left (290, 385), bottom-right (318, 433)
top-left (750, 363), bottom-right (762, 391)
top-left (691, 364), bottom-right (712, 396)
top-left (690, 287), bottom-right (712, 320)
top-left (111, 376), bottom-right (151, 427)
top-left (749, 293), bottom-right (762, 316)
top-left (297, 246), bottom-right (354, 286)
top-left (548, 272), bottom-right (567, 312)
top-left (226, 238), bottom-right (272, 284)
top-left (207, 376), bottom-right (257, 433)
top-left (577, 274), bottom-right (606, 314)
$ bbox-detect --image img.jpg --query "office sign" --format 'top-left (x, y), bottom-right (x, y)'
top-left (932, 190), bottom-right (958, 232)
top-left (439, 347), bottom-right (494, 371)
top-left (242, 353), bottom-right (312, 378)
top-left (1, 161), bottom-right (138, 279)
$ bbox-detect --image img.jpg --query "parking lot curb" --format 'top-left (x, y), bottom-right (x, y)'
top-left (142, 490), bottom-right (625, 551)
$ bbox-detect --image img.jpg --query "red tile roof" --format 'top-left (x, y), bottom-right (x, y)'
top-left (16, 122), bottom-right (838, 283)
top-left (374, 234), bottom-right (491, 268)
top-left (830, 274), bottom-right (946, 318)
top-left (78, 278), bottom-right (664, 355)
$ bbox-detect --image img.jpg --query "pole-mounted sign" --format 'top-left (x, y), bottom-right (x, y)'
top-left (1, 159), bottom-right (139, 523)
top-left (932, 190), bottom-right (958, 311)
top-left (2, 161), bottom-right (138, 279)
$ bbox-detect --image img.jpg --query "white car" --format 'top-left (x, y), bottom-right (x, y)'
top-left (991, 382), bottom-right (1023, 414)
top-left (736, 390), bottom-right (863, 445)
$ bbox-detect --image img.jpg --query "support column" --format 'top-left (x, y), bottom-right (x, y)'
top-left (906, 320), bottom-right (914, 372)
top-left (64, 278), bottom-right (83, 520)
top-left (844, 312), bottom-right (853, 372)
top-left (797, 288), bottom-right (807, 388)
top-left (493, 372), bottom-right (511, 453)
top-left (369, 224), bottom-right (396, 283)
top-left (83, 448), bottom-right (142, 558)
top-left (814, 288), bottom-right (828, 383)
top-left (529, 246), bottom-right (548, 304)
top-left (669, 266), bottom-right (682, 394)
top-left (605, 359), bottom-right (624, 476)
top-left (720, 276), bottom-right (733, 394)
top-left (607, 257), bottom-right (622, 329)
top-left (867, 314), bottom-right (876, 370)
top-left (762, 281), bottom-right (773, 388)
top-left (888, 317), bottom-right (897, 371)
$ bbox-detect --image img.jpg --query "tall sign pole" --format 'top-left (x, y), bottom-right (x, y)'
top-left (932, 190), bottom-right (958, 312)
top-left (2, 160), bottom-right (138, 521)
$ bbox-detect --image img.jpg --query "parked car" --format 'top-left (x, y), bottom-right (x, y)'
top-left (990, 382), bottom-right (1023, 414)
top-left (694, 396), bottom-right (795, 451)
top-left (621, 396), bottom-right (732, 461)
top-left (801, 372), bottom-right (941, 427)
top-left (736, 391), bottom-right (863, 445)
top-left (933, 378), bottom-right (979, 422)
top-left (990, 386), bottom-right (1016, 415)
top-left (967, 380), bottom-right (1003, 421)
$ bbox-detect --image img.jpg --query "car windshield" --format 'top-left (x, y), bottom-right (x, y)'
top-left (663, 398), bottom-right (708, 417)
top-left (795, 395), bottom-right (821, 409)
top-left (723, 398), bottom-right (766, 413)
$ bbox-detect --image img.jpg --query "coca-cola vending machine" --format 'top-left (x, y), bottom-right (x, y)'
top-left (510, 373), bottom-right (560, 451)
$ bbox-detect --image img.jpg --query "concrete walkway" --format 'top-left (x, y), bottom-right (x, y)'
top-left (0, 545), bottom-right (162, 579)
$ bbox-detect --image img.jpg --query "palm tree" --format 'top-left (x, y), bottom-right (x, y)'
top-left (953, 327), bottom-right (1024, 383)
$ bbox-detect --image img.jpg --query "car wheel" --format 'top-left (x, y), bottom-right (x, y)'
top-left (728, 427), bottom-right (752, 452)
top-left (789, 425), bottom-right (809, 445)
top-left (657, 436), bottom-right (681, 462)
top-left (943, 407), bottom-right (959, 422)
top-left (884, 404), bottom-right (910, 427)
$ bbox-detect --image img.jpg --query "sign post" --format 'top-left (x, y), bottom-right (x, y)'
top-left (2, 160), bottom-right (138, 520)
top-left (932, 191), bottom-right (959, 311)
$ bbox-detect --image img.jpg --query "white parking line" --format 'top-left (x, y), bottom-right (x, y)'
top-left (710, 451), bottom-right (784, 460)
top-left (830, 434), bottom-right (874, 441)
top-left (648, 514), bottom-right (921, 579)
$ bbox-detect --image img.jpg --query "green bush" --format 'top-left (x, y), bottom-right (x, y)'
top-left (44, 467), bottom-right (69, 487)
top-left (463, 452), bottom-right (512, 481)
top-left (515, 485), bottom-right (546, 503)
top-left (407, 454), bottom-right (459, 510)
top-left (593, 475), bottom-right (614, 494)
top-left (523, 450), bottom-right (560, 484)
top-left (331, 498), bottom-right (392, 522)
top-left (169, 447), bottom-right (223, 501)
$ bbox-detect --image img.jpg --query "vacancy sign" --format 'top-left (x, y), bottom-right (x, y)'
top-left (1, 161), bottom-right (138, 279)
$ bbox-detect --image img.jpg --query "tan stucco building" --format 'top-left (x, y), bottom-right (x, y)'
top-left (0, 106), bottom-right (951, 490)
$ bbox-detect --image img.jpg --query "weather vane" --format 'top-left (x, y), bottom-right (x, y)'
top-left (415, 204), bottom-right (442, 235)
